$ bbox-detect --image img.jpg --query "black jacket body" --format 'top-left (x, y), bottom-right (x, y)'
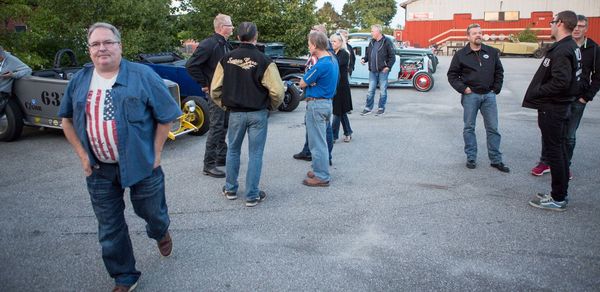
top-left (362, 37), bottom-right (396, 72)
top-left (347, 43), bottom-right (356, 75)
top-left (523, 36), bottom-right (582, 109)
top-left (220, 44), bottom-right (273, 112)
top-left (579, 38), bottom-right (600, 101)
top-left (447, 43), bottom-right (504, 95)
top-left (186, 33), bottom-right (233, 88)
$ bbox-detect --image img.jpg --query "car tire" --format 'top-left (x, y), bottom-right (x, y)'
top-left (0, 99), bottom-right (25, 142)
top-left (278, 79), bottom-right (302, 112)
top-left (413, 72), bottom-right (434, 92)
top-left (182, 96), bottom-right (210, 136)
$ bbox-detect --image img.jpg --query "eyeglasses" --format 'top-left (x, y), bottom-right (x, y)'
top-left (88, 40), bottom-right (120, 50)
top-left (222, 24), bottom-right (234, 28)
top-left (576, 24), bottom-right (587, 29)
top-left (549, 20), bottom-right (560, 25)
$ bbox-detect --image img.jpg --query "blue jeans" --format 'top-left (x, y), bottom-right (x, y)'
top-left (305, 99), bottom-right (332, 181)
top-left (365, 71), bottom-right (389, 110)
top-left (461, 92), bottom-right (502, 164)
top-left (86, 163), bottom-right (169, 287)
top-left (300, 121), bottom-right (333, 161)
top-left (225, 110), bottom-right (268, 201)
top-left (332, 113), bottom-right (353, 140)
top-left (540, 99), bottom-right (586, 166)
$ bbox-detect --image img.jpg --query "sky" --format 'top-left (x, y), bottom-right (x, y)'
top-left (315, 0), bottom-right (406, 28)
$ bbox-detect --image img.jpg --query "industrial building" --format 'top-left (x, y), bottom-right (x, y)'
top-left (398, 0), bottom-right (600, 52)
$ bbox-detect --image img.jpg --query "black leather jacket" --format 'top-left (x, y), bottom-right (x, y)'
top-left (185, 33), bottom-right (233, 88)
top-left (523, 36), bottom-right (582, 109)
top-left (362, 37), bottom-right (395, 72)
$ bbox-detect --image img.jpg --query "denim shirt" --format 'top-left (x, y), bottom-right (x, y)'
top-left (58, 59), bottom-right (182, 187)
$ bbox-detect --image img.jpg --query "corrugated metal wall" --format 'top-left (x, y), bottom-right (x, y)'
top-left (403, 12), bottom-right (600, 48)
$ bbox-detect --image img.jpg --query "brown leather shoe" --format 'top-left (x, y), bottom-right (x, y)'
top-left (302, 177), bottom-right (329, 187)
top-left (157, 231), bottom-right (172, 257)
top-left (307, 171), bottom-right (315, 178)
top-left (112, 282), bottom-right (138, 292)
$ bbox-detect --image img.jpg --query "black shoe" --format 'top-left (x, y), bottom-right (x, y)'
top-left (222, 186), bottom-right (237, 200)
top-left (246, 191), bottom-right (266, 207)
top-left (216, 160), bottom-right (226, 167)
top-left (466, 160), bottom-right (476, 169)
top-left (329, 160), bottom-right (332, 166)
top-left (491, 163), bottom-right (510, 173)
top-left (203, 167), bottom-right (226, 178)
top-left (293, 152), bottom-right (312, 161)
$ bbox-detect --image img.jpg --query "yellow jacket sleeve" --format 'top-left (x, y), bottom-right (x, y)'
top-left (261, 63), bottom-right (285, 110)
top-left (210, 62), bottom-right (225, 110)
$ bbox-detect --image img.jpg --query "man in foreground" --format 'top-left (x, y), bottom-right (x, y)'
top-left (530, 14), bottom-right (600, 178)
top-left (59, 22), bottom-right (181, 291)
top-left (523, 11), bottom-right (582, 211)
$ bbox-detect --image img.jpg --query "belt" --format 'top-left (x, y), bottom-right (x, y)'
top-left (305, 97), bottom-right (328, 101)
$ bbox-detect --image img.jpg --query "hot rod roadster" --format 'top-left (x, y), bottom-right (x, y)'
top-left (349, 39), bottom-right (435, 92)
top-left (0, 49), bottom-right (203, 142)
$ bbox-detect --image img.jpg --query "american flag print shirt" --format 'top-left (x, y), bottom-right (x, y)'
top-left (86, 70), bottom-right (119, 163)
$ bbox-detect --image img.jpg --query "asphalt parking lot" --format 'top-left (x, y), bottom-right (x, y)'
top-left (1, 56), bottom-right (599, 291)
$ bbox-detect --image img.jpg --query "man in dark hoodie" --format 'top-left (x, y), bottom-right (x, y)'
top-left (523, 11), bottom-right (582, 212)
top-left (186, 14), bottom-right (234, 178)
top-left (530, 14), bottom-right (600, 178)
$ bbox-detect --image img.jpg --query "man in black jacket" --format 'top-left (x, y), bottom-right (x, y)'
top-left (447, 23), bottom-right (509, 173)
top-left (186, 14), bottom-right (234, 178)
top-left (210, 22), bottom-right (284, 207)
top-left (523, 11), bottom-right (582, 212)
top-left (360, 24), bottom-right (395, 116)
top-left (531, 14), bottom-right (600, 178)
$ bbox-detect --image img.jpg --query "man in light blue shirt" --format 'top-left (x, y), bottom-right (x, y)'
top-left (300, 31), bottom-right (339, 187)
top-left (59, 22), bottom-right (181, 291)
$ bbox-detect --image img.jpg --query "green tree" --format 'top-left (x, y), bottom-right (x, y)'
top-left (186, 0), bottom-right (317, 57)
top-left (342, 0), bottom-right (396, 29)
top-left (341, 2), bottom-right (357, 28)
top-left (316, 2), bottom-right (341, 33)
top-left (517, 27), bottom-right (538, 43)
top-left (0, 0), bottom-right (38, 65)
top-left (1, 0), bottom-right (178, 69)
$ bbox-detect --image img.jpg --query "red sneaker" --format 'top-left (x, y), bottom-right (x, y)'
top-left (531, 162), bottom-right (550, 176)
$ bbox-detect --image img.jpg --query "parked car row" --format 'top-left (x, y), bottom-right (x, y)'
top-left (2, 34), bottom-right (440, 142)
top-left (1, 45), bottom-right (305, 142)
top-left (0, 49), bottom-right (205, 142)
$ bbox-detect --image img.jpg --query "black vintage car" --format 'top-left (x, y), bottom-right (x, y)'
top-left (138, 42), bottom-right (305, 116)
